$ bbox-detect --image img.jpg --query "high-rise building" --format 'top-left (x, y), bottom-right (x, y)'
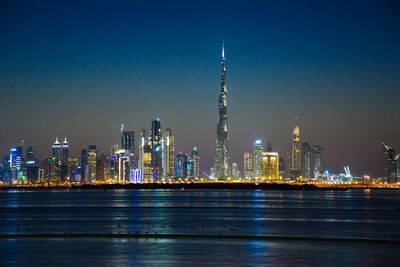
top-left (52, 137), bottom-right (62, 165)
top-left (41, 157), bottom-right (54, 183)
top-left (62, 137), bottom-right (69, 163)
top-left (253, 140), bottom-right (264, 179)
top-left (151, 119), bottom-right (162, 181)
top-left (162, 128), bottom-right (175, 177)
top-left (80, 147), bottom-right (88, 182)
top-left (231, 162), bottom-right (238, 179)
top-left (87, 145), bottom-right (97, 181)
top-left (26, 146), bottom-right (35, 163)
top-left (68, 158), bottom-right (79, 183)
top-left (138, 130), bottom-right (146, 178)
top-left (215, 44), bottom-right (229, 180)
top-left (60, 137), bottom-right (69, 182)
top-left (243, 152), bottom-right (253, 180)
top-left (301, 143), bottom-right (313, 179)
top-left (289, 126), bottom-right (301, 180)
top-left (138, 130), bottom-right (152, 181)
top-left (278, 157), bottom-right (285, 179)
top-left (383, 143), bottom-right (399, 183)
top-left (191, 147), bottom-right (199, 179)
top-left (262, 152), bottom-right (279, 181)
top-left (118, 155), bottom-right (129, 183)
top-left (182, 153), bottom-right (188, 178)
top-left (143, 144), bottom-right (152, 181)
top-left (121, 130), bottom-right (134, 168)
top-left (9, 146), bottom-right (23, 184)
top-left (2, 156), bottom-right (11, 184)
top-left (175, 152), bottom-right (184, 178)
top-left (96, 156), bottom-right (105, 182)
top-left (26, 146), bottom-right (37, 183)
top-left (313, 145), bottom-right (323, 179)
top-left (187, 153), bottom-right (194, 179)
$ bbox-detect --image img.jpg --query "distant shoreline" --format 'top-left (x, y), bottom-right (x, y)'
top-left (1, 183), bottom-right (398, 190)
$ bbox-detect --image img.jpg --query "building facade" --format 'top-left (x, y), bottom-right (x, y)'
top-left (301, 143), bottom-right (313, 179)
top-left (150, 119), bottom-right (162, 181)
top-left (253, 140), bottom-right (264, 179)
top-left (87, 145), bottom-right (97, 181)
top-left (244, 152), bottom-right (253, 180)
top-left (262, 152), bottom-right (279, 181)
top-left (162, 128), bottom-right (175, 177)
top-left (289, 126), bottom-right (301, 180)
top-left (215, 44), bottom-right (229, 180)
top-left (383, 143), bottom-right (399, 183)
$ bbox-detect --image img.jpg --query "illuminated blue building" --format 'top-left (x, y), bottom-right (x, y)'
top-left (175, 152), bottom-right (184, 178)
top-left (151, 119), bottom-right (163, 181)
top-left (10, 146), bottom-right (24, 184)
top-left (121, 130), bottom-right (135, 169)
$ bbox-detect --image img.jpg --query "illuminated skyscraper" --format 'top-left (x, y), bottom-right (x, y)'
top-left (80, 147), bottom-right (88, 182)
top-left (52, 137), bottom-right (62, 165)
top-left (191, 147), bottom-right (199, 179)
top-left (182, 153), bottom-right (188, 178)
top-left (301, 143), bottom-right (313, 179)
top-left (143, 145), bottom-right (152, 181)
top-left (59, 137), bottom-right (69, 182)
top-left (253, 140), bottom-right (264, 179)
top-left (279, 157), bottom-right (286, 179)
top-left (26, 146), bottom-right (36, 163)
top-left (243, 152), bottom-right (253, 180)
top-left (96, 155), bottom-right (105, 182)
top-left (9, 146), bottom-right (23, 184)
top-left (187, 153), bottom-right (194, 179)
top-left (138, 130), bottom-right (146, 177)
top-left (289, 126), bottom-right (301, 180)
top-left (262, 152), bottom-right (279, 181)
top-left (2, 156), bottom-right (11, 184)
top-left (62, 137), bottom-right (69, 163)
top-left (313, 145), bottom-right (323, 179)
top-left (162, 128), bottom-right (175, 177)
top-left (26, 146), bottom-right (38, 183)
top-left (138, 130), bottom-right (152, 181)
top-left (231, 162), bottom-right (238, 179)
top-left (41, 157), bottom-right (53, 183)
top-left (383, 143), bottom-right (399, 183)
top-left (121, 130), bottom-right (134, 168)
top-left (215, 43), bottom-right (229, 180)
top-left (68, 158), bottom-right (79, 183)
top-left (175, 152), bottom-right (184, 178)
top-left (118, 155), bottom-right (129, 183)
top-left (150, 119), bottom-right (162, 181)
top-left (87, 145), bottom-right (97, 181)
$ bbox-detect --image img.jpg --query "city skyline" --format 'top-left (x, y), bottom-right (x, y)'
top-left (1, 1), bottom-right (399, 177)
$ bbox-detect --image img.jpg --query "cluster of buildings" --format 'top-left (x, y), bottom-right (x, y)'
top-left (0, 119), bottom-right (200, 185)
top-left (242, 126), bottom-right (323, 182)
top-left (0, 44), bottom-right (398, 185)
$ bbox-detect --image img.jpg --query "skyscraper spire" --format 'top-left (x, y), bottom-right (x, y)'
top-left (215, 42), bottom-right (229, 180)
top-left (222, 40), bottom-right (225, 60)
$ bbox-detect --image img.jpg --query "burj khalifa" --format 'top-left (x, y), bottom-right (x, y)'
top-left (215, 44), bottom-right (229, 180)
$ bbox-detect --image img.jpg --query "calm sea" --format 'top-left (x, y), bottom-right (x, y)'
top-left (1, 189), bottom-right (399, 266)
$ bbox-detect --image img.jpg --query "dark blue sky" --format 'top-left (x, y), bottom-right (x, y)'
top-left (0, 0), bottom-right (399, 177)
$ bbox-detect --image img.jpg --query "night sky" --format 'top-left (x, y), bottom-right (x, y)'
top-left (0, 0), bottom-right (399, 177)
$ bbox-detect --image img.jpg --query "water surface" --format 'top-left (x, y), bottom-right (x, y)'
top-left (1, 189), bottom-right (399, 265)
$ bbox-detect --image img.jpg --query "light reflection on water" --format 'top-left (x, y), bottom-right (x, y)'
top-left (0, 189), bottom-right (400, 265)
